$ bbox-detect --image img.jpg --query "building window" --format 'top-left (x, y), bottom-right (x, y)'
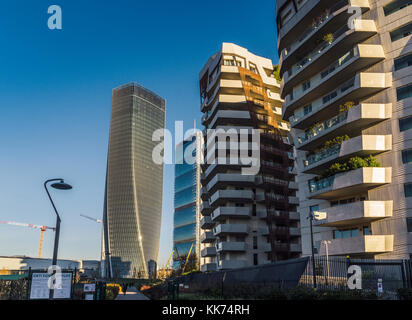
top-left (253, 236), bottom-right (258, 249)
top-left (404, 183), bottom-right (412, 197)
top-left (333, 228), bottom-right (359, 239)
top-left (399, 116), bottom-right (412, 131)
top-left (253, 254), bottom-right (258, 265)
top-left (395, 53), bottom-right (412, 71)
top-left (407, 217), bottom-right (412, 232)
top-left (302, 80), bottom-right (311, 91)
top-left (224, 59), bottom-right (236, 66)
top-left (402, 149), bottom-right (412, 164)
top-left (397, 84), bottom-right (412, 101)
top-left (303, 104), bottom-right (312, 115)
top-left (363, 226), bottom-right (371, 235)
top-left (384, 0), bottom-right (412, 16)
top-left (390, 22), bottom-right (412, 42)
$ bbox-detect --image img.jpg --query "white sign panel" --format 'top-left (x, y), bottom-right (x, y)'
top-left (53, 273), bottom-right (72, 299)
top-left (30, 273), bottom-right (72, 300)
top-left (30, 273), bottom-right (50, 299)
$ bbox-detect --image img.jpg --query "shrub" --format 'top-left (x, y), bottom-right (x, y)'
top-left (288, 286), bottom-right (318, 300)
top-left (272, 65), bottom-right (281, 82)
top-left (323, 33), bottom-right (334, 43)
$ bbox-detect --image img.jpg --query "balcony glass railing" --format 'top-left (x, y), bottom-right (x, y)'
top-left (297, 111), bottom-right (348, 144)
top-left (283, 0), bottom-right (347, 59)
top-left (309, 176), bottom-right (335, 193)
top-left (305, 143), bottom-right (342, 167)
top-left (290, 77), bottom-right (355, 125)
top-left (289, 25), bottom-right (348, 77)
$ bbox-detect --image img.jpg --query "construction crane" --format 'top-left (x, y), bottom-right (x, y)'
top-left (182, 242), bottom-right (195, 274)
top-left (80, 214), bottom-right (103, 224)
top-left (0, 220), bottom-right (55, 258)
top-left (164, 249), bottom-right (174, 269)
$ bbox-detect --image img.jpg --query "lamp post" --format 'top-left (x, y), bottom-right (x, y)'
top-left (308, 212), bottom-right (317, 289)
top-left (321, 240), bottom-right (332, 286)
top-left (44, 178), bottom-right (72, 299)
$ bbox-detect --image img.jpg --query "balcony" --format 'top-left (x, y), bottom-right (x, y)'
top-left (289, 72), bottom-right (392, 129)
top-left (200, 216), bottom-right (215, 229)
top-left (200, 202), bottom-right (212, 216)
top-left (213, 224), bottom-right (248, 236)
top-left (200, 187), bottom-right (208, 201)
top-left (201, 263), bottom-right (217, 272)
top-left (278, 0), bottom-right (370, 53)
top-left (309, 167), bottom-right (392, 200)
top-left (295, 103), bottom-right (392, 151)
top-left (314, 200), bottom-right (393, 227)
top-left (282, 44), bottom-right (385, 108)
top-left (201, 246), bottom-right (217, 257)
top-left (206, 174), bottom-right (256, 194)
top-left (200, 232), bottom-right (216, 244)
top-left (319, 235), bottom-right (394, 256)
top-left (209, 190), bottom-right (254, 206)
top-left (280, 0), bottom-right (371, 77)
top-left (211, 207), bottom-right (251, 221)
top-left (216, 241), bottom-right (246, 252)
top-left (218, 260), bottom-right (246, 270)
top-left (290, 227), bottom-right (301, 237)
top-left (281, 19), bottom-right (377, 94)
top-left (302, 134), bottom-right (392, 174)
top-left (205, 109), bottom-right (251, 128)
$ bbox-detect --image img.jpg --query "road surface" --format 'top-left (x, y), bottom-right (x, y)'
top-left (115, 287), bottom-right (150, 300)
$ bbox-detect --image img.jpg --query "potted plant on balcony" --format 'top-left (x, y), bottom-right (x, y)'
top-left (338, 101), bottom-right (355, 113)
top-left (323, 33), bottom-right (334, 44)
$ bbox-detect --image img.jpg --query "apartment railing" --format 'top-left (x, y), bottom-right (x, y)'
top-left (297, 111), bottom-right (348, 144)
top-left (309, 176), bottom-right (335, 193)
top-left (290, 77), bottom-right (355, 125)
top-left (283, 0), bottom-right (347, 59)
top-left (289, 25), bottom-right (348, 77)
top-left (305, 144), bottom-right (342, 167)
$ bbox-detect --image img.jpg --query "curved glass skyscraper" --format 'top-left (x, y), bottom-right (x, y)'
top-left (103, 83), bottom-right (166, 278)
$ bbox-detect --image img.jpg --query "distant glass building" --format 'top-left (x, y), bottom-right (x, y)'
top-left (103, 83), bottom-right (166, 278)
top-left (173, 132), bottom-right (202, 269)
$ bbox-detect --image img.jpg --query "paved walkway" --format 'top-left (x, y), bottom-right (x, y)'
top-left (115, 287), bottom-right (150, 300)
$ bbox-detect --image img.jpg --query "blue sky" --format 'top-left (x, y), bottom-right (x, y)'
top-left (0, 0), bottom-right (279, 266)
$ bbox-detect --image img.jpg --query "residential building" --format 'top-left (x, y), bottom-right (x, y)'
top-left (102, 83), bottom-right (166, 278)
top-left (199, 43), bottom-right (300, 271)
top-left (276, 0), bottom-right (412, 258)
top-left (173, 131), bottom-right (203, 270)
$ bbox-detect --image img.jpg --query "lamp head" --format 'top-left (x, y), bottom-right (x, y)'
top-left (51, 180), bottom-right (73, 190)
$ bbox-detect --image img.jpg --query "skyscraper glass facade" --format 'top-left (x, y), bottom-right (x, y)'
top-left (173, 137), bottom-right (198, 268)
top-left (103, 83), bottom-right (165, 278)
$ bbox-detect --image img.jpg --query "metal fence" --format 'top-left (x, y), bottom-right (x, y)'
top-left (0, 268), bottom-right (105, 300)
top-left (299, 256), bottom-right (412, 292)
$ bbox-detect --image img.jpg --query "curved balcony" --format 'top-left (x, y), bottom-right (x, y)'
top-left (200, 216), bottom-right (215, 229)
top-left (302, 135), bottom-right (392, 174)
top-left (279, 0), bottom-right (371, 76)
top-left (282, 44), bottom-right (385, 107)
top-left (200, 231), bottom-right (216, 244)
top-left (209, 190), bottom-right (254, 206)
top-left (201, 246), bottom-right (217, 257)
top-left (213, 224), bottom-right (248, 236)
top-left (211, 207), bottom-right (251, 221)
top-left (201, 263), bottom-right (217, 272)
top-left (295, 103), bottom-right (392, 151)
top-left (289, 72), bottom-right (392, 129)
top-left (206, 174), bottom-right (256, 194)
top-left (318, 235), bottom-right (394, 256)
top-left (218, 260), bottom-right (246, 270)
top-left (281, 19), bottom-right (377, 104)
top-left (313, 200), bottom-right (393, 227)
top-left (200, 202), bottom-right (212, 216)
top-left (216, 241), bottom-right (246, 252)
top-left (308, 167), bottom-right (392, 200)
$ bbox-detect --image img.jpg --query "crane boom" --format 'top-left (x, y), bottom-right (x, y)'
top-left (80, 214), bottom-right (103, 224)
top-left (0, 220), bottom-right (55, 258)
top-left (182, 242), bottom-right (195, 274)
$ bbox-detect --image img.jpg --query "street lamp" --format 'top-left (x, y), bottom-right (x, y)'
top-left (307, 212), bottom-right (317, 289)
top-left (44, 178), bottom-right (72, 299)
